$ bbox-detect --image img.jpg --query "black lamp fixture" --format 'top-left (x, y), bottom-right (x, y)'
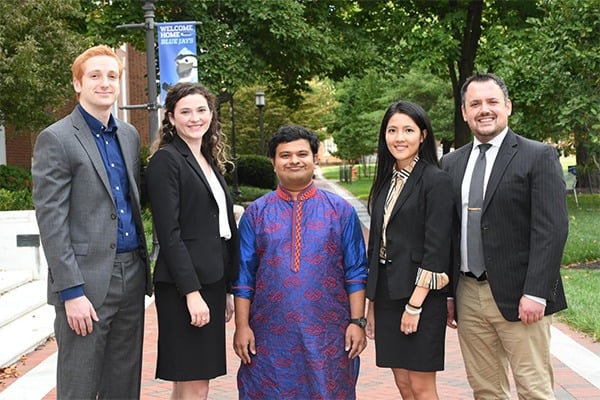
top-left (255, 91), bottom-right (266, 155)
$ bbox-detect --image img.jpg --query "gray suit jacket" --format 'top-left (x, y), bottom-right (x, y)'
top-left (442, 129), bottom-right (568, 321)
top-left (32, 107), bottom-right (152, 307)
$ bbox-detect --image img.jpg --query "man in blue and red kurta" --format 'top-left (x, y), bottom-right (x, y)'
top-left (232, 125), bottom-right (368, 399)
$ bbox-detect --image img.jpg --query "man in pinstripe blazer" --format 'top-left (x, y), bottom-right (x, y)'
top-left (442, 73), bottom-right (568, 399)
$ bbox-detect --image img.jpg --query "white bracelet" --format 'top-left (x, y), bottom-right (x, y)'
top-left (404, 304), bottom-right (422, 316)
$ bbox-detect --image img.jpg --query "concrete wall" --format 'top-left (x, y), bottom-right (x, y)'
top-left (0, 210), bottom-right (47, 280)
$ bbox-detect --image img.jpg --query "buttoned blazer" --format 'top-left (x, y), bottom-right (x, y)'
top-left (441, 129), bottom-right (568, 321)
top-left (32, 108), bottom-right (152, 307)
top-left (145, 134), bottom-right (239, 296)
top-left (366, 160), bottom-right (454, 301)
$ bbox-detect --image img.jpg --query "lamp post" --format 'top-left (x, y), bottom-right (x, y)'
top-left (116, 0), bottom-right (159, 144)
top-left (255, 91), bottom-right (265, 155)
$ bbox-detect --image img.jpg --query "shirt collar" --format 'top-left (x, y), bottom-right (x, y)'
top-left (77, 104), bottom-right (118, 135)
top-left (473, 127), bottom-right (508, 152)
top-left (392, 156), bottom-right (419, 180)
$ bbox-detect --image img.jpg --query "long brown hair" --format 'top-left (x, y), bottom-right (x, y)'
top-left (150, 82), bottom-right (231, 174)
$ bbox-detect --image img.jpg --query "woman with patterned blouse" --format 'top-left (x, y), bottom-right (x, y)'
top-left (365, 101), bottom-right (454, 399)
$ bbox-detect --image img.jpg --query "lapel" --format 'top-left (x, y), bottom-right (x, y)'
top-left (70, 109), bottom-right (114, 201)
top-left (389, 160), bottom-right (426, 221)
top-left (483, 129), bottom-right (518, 213)
top-left (117, 122), bottom-right (141, 204)
top-left (172, 135), bottom-right (213, 197)
top-left (449, 145), bottom-right (471, 219)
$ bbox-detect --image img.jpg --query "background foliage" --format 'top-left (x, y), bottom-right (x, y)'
top-left (0, 0), bottom-right (598, 187)
top-left (0, 0), bottom-right (87, 130)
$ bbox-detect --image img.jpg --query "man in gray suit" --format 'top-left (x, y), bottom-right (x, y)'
top-left (442, 73), bottom-right (568, 399)
top-left (32, 45), bottom-right (152, 399)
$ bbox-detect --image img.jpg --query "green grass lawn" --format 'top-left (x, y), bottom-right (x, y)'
top-left (320, 163), bottom-right (600, 341)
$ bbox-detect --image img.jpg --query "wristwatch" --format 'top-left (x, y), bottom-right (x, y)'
top-left (349, 317), bottom-right (367, 329)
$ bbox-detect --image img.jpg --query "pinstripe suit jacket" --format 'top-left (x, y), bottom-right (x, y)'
top-left (32, 107), bottom-right (152, 307)
top-left (441, 129), bottom-right (568, 321)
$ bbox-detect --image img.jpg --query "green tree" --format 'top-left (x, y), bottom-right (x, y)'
top-left (81, 0), bottom-right (356, 106)
top-left (329, 68), bottom-right (453, 163)
top-left (345, 0), bottom-right (541, 148)
top-left (0, 0), bottom-right (87, 132)
top-left (502, 0), bottom-right (600, 189)
top-left (329, 70), bottom-right (389, 163)
top-left (218, 80), bottom-right (336, 157)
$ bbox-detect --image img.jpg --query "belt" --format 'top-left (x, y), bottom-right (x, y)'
top-left (460, 271), bottom-right (487, 281)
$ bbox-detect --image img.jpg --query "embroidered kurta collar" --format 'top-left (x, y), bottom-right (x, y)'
top-left (276, 182), bottom-right (318, 202)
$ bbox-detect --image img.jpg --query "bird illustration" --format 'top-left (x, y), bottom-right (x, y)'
top-left (162, 47), bottom-right (198, 92)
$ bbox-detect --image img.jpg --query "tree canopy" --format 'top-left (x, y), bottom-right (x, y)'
top-left (501, 0), bottom-right (600, 187)
top-left (1, 0), bottom-right (598, 184)
top-left (0, 0), bottom-right (87, 131)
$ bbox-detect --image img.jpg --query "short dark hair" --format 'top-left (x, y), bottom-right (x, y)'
top-left (461, 73), bottom-right (510, 106)
top-left (267, 124), bottom-right (320, 159)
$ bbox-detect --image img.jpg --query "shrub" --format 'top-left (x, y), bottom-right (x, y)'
top-left (236, 155), bottom-right (276, 190)
top-left (0, 165), bottom-right (32, 192)
top-left (0, 188), bottom-right (34, 210)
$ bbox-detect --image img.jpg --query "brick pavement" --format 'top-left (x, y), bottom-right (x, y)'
top-left (2, 301), bottom-right (599, 399)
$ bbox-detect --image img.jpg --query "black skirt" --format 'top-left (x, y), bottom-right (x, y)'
top-left (154, 279), bottom-right (227, 381)
top-left (373, 266), bottom-right (447, 372)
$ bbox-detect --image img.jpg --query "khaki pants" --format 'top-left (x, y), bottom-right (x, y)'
top-left (456, 275), bottom-right (555, 400)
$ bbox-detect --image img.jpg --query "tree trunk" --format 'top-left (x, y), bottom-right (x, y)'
top-left (575, 133), bottom-right (600, 192)
top-left (449, 0), bottom-right (483, 149)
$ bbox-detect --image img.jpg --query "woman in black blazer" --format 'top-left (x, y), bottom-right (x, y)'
top-left (365, 101), bottom-right (454, 400)
top-left (146, 82), bottom-right (239, 399)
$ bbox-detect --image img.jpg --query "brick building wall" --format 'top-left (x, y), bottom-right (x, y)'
top-left (4, 44), bottom-right (153, 170)
top-left (121, 44), bottom-right (153, 147)
top-left (5, 126), bottom-right (35, 168)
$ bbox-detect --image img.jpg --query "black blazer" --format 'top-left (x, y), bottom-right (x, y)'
top-left (442, 129), bottom-right (568, 321)
top-left (146, 134), bottom-right (239, 296)
top-left (366, 160), bottom-right (454, 301)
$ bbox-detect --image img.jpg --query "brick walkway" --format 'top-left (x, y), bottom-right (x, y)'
top-left (1, 302), bottom-right (599, 399)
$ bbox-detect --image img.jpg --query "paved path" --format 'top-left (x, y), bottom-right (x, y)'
top-left (1, 171), bottom-right (600, 399)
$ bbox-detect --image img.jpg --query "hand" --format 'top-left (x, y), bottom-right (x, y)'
top-left (64, 295), bottom-right (98, 336)
top-left (225, 294), bottom-right (234, 322)
top-left (233, 325), bottom-right (256, 364)
top-left (518, 295), bottom-right (546, 325)
top-left (345, 324), bottom-right (367, 359)
top-left (186, 291), bottom-right (210, 327)
top-left (365, 303), bottom-right (375, 340)
top-left (447, 298), bottom-right (457, 329)
top-left (400, 312), bottom-right (420, 335)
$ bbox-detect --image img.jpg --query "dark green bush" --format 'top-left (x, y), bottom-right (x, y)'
top-left (236, 155), bottom-right (276, 190)
top-left (0, 188), bottom-right (34, 210)
top-left (0, 165), bottom-right (32, 192)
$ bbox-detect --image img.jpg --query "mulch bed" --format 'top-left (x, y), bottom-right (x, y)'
top-left (565, 260), bottom-right (600, 270)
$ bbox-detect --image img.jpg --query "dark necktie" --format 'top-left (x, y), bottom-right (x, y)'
top-left (467, 143), bottom-right (491, 278)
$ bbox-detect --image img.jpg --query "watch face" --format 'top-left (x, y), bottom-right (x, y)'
top-left (351, 317), bottom-right (367, 328)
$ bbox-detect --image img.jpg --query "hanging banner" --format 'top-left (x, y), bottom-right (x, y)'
top-left (157, 21), bottom-right (198, 104)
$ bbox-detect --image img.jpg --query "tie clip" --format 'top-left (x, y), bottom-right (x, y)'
top-left (468, 207), bottom-right (481, 211)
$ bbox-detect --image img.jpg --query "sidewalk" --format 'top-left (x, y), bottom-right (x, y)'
top-left (1, 171), bottom-right (600, 399)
